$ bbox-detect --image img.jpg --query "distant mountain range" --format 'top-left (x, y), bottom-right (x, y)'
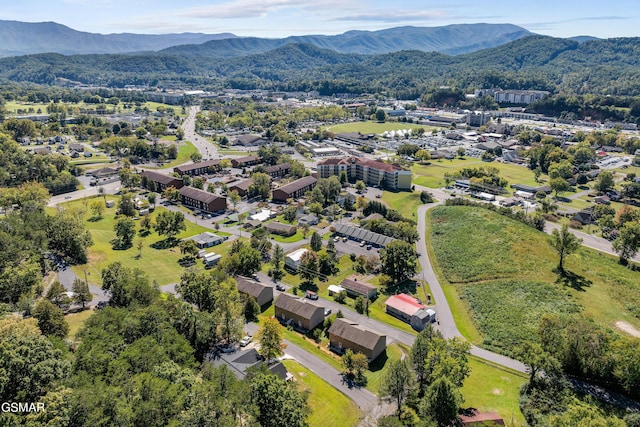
top-left (0, 21), bottom-right (531, 57)
top-left (0, 20), bottom-right (236, 57)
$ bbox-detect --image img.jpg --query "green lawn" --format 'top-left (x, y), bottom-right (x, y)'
top-left (66, 196), bottom-right (214, 286)
top-left (461, 357), bottom-right (527, 426)
top-left (282, 360), bottom-right (361, 427)
top-left (143, 140), bottom-right (198, 170)
top-left (427, 205), bottom-right (640, 355)
top-left (381, 190), bottom-right (423, 218)
top-left (326, 121), bottom-right (436, 135)
top-left (413, 159), bottom-right (541, 190)
top-left (66, 309), bottom-right (95, 339)
top-left (271, 230), bottom-right (305, 243)
top-left (365, 343), bottom-right (410, 395)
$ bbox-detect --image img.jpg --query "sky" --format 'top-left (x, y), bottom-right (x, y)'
top-left (1, 0), bottom-right (638, 39)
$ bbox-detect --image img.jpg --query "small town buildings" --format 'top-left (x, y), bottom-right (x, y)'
top-left (493, 89), bottom-right (549, 105)
top-left (265, 222), bottom-right (297, 237)
top-left (87, 167), bottom-right (118, 179)
top-left (228, 179), bottom-right (252, 197)
top-left (232, 134), bottom-right (270, 147)
top-left (272, 176), bottom-right (318, 202)
top-left (173, 159), bottom-right (220, 176)
top-left (231, 155), bottom-right (261, 168)
top-left (298, 214), bottom-right (319, 226)
top-left (141, 170), bottom-right (184, 191)
top-left (285, 248), bottom-right (309, 271)
top-left (339, 277), bottom-right (378, 300)
top-left (203, 253), bottom-right (222, 267)
top-left (333, 224), bottom-right (395, 248)
top-left (317, 157), bottom-right (411, 190)
top-left (328, 318), bottom-right (387, 361)
top-left (274, 293), bottom-right (325, 332)
top-left (265, 163), bottom-right (291, 179)
top-left (385, 293), bottom-right (435, 331)
top-left (311, 147), bottom-right (342, 157)
top-left (179, 187), bottom-right (227, 213)
top-left (235, 276), bottom-right (274, 307)
top-left (249, 209), bottom-right (274, 222)
top-left (183, 231), bottom-right (227, 248)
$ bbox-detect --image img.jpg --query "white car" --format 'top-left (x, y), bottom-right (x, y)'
top-left (360, 240), bottom-right (366, 247)
top-left (239, 335), bottom-right (253, 347)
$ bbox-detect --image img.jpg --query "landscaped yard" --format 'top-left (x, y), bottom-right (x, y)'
top-left (412, 159), bottom-right (541, 190)
top-left (427, 205), bottom-right (640, 355)
top-left (66, 196), bottom-right (217, 286)
top-left (282, 360), bottom-right (361, 427)
top-left (326, 121), bottom-right (436, 135)
top-left (461, 356), bottom-right (527, 426)
top-left (66, 309), bottom-right (95, 339)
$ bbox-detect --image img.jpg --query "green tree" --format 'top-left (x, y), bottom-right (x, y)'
top-left (375, 109), bottom-right (387, 123)
top-left (114, 216), bottom-right (136, 249)
top-left (298, 250), bottom-right (319, 288)
top-left (283, 205), bottom-right (298, 223)
top-left (176, 268), bottom-right (219, 312)
top-left (228, 190), bottom-right (241, 211)
top-left (308, 202), bottom-right (323, 216)
top-left (355, 180), bottom-right (366, 193)
top-left (257, 317), bottom-right (286, 362)
top-left (549, 177), bottom-right (570, 198)
top-left (550, 225), bottom-right (582, 272)
top-left (47, 211), bottom-right (93, 264)
top-left (612, 221), bottom-right (640, 263)
top-left (90, 199), bottom-right (105, 219)
top-left (213, 278), bottom-right (243, 344)
top-left (33, 299), bottom-right (69, 339)
top-left (310, 231), bottom-right (322, 252)
top-left (190, 152), bottom-right (203, 163)
top-left (139, 214), bottom-right (153, 236)
top-left (270, 244), bottom-right (285, 282)
top-left (72, 278), bottom-right (91, 309)
top-left (316, 177), bottom-right (342, 206)
top-left (162, 186), bottom-right (181, 203)
top-left (46, 280), bottom-right (70, 309)
top-left (101, 262), bottom-right (158, 307)
top-left (339, 170), bottom-right (348, 185)
top-left (380, 358), bottom-right (415, 418)
top-left (411, 325), bottom-right (443, 394)
top-left (179, 239), bottom-right (199, 260)
top-left (118, 191), bottom-right (136, 216)
top-left (249, 172), bottom-right (271, 200)
top-left (341, 349), bottom-right (368, 385)
top-left (595, 170), bottom-right (615, 193)
top-left (250, 371), bottom-right (309, 427)
top-left (148, 192), bottom-right (156, 208)
top-left (154, 211), bottom-right (186, 240)
top-left (380, 240), bottom-right (418, 285)
top-left (420, 377), bottom-right (462, 427)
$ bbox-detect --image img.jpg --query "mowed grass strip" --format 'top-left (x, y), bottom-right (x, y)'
top-left (427, 205), bottom-right (640, 351)
top-left (282, 360), bottom-right (362, 427)
top-left (461, 356), bottom-right (527, 427)
top-left (326, 121), bottom-right (435, 135)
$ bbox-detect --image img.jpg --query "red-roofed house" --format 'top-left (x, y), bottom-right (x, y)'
top-left (385, 293), bottom-right (435, 331)
top-left (317, 156), bottom-right (411, 190)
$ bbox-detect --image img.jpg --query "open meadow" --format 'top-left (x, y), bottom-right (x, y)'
top-left (427, 205), bottom-right (640, 355)
top-left (326, 120), bottom-right (436, 135)
top-left (60, 196), bottom-right (218, 287)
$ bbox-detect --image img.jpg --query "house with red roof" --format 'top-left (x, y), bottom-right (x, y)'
top-left (385, 293), bottom-right (435, 331)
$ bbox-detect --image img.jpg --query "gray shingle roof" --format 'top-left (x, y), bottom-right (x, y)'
top-left (328, 318), bottom-right (385, 351)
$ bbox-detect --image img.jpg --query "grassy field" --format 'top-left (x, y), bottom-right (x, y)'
top-left (65, 196), bottom-right (214, 286)
top-left (427, 205), bottom-right (640, 355)
top-left (326, 121), bottom-right (436, 135)
top-left (271, 230), bottom-right (305, 243)
top-left (381, 190), bottom-right (423, 218)
top-left (365, 343), bottom-right (410, 395)
top-left (4, 100), bottom-right (185, 117)
top-left (282, 360), bottom-right (361, 427)
top-left (66, 309), bottom-right (95, 339)
top-left (461, 356), bottom-right (527, 426)
top-left (143, 140), bottom-right (198, 170)
top-left (412, 159), bottom-right (540, 190)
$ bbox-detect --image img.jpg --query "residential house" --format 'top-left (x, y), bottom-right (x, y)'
top-left (88, 167), bottom-right (118, 178)
top-left (233, 134), bottom-right (270, 147)
top-left (231, 155), bottom-right (261, 168)
top-left (265, 222), bottom-right (297, 237)
top-left (183, 232), bottom-right (227, 248)
top-left (212, 348), bottom-right (291, 381)
top-left (141, 170), bottom-right (184, 191)
top-left (272, 176), bottom-right (318, 202)
top-left (235, 276), bottom-right (274, 307)
top-left (265, 163), bottom-right (291, 179)
top-left (274, 293), bottom-right (325, 332)
top-left (179, 187), bottom-right (227, 213)
top-left (285, 248), bottom-right (309, 271)
top-left (385, 293), bottom-right (436, 331)
top-left (571, 207), bottom-right (595, 225)
top-left (228, 179), bottom-right (252, 197)
top-left (339, 277), bottom-right (378, 300)
top-left (173, 159), bottom-right (220, 176)
top-left (328, 318), bottom-right (386, 361)
top-left (317, 157), bottom-right (411, 190)
top-left (298, 214), bottom-right (319, 226)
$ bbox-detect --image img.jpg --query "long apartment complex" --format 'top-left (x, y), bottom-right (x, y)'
top-left (317, 157), bottom-right (411, 190)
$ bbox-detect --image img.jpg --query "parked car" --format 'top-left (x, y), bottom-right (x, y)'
top-left (360, 240), bottom-right (366, 247)
top-left (366, 244), bottom-right (372, 250)
top-left (342, 237), bottom-right (348, 242)
top-left (324, 309), bottom-right (332, 316)
top-left (334, 236), bottom-right (340, 242)
top-left (275, 283), bottom-right (286, 291)
top-left (239, 335), bottom-right (253, 347)
top-left (95, 301), bottom-right (109, 310)
top-left (305, 291), bottom-right (318, 300)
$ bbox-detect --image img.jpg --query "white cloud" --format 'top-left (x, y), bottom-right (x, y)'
top-left (330, 9), bottom-right (446, 22)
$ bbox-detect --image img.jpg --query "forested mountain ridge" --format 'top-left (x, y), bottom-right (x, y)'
top-left (0, 20), bottom-right (236, 57)
top-left (161, 23), bottom-right (532, 57)
top-left (2, 35), bottom-right (640, 96)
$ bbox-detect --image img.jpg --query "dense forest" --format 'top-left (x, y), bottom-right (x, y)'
top-left (2, 36), bottom-right (640, 97)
